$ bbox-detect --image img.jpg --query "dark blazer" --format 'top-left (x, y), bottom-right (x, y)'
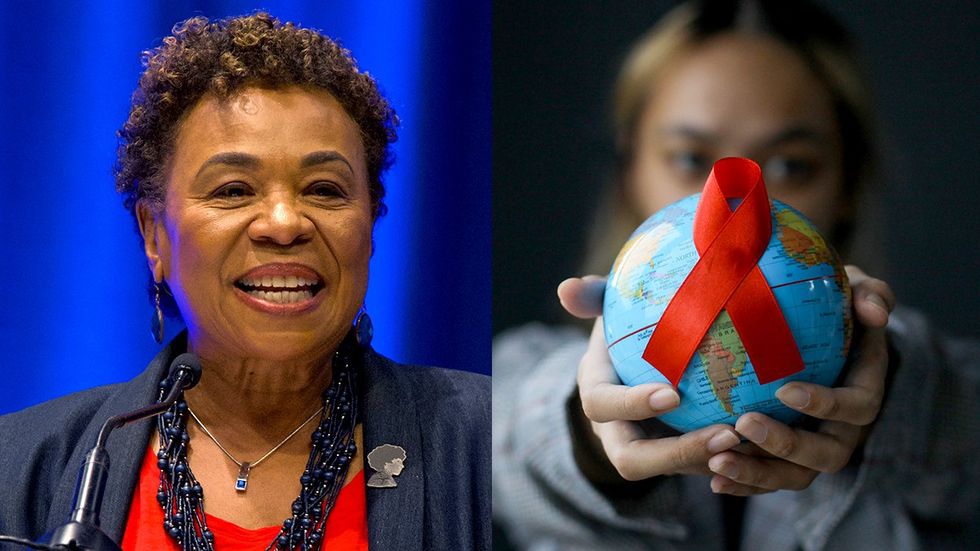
top-left (0, 334), bottom-right (490, 550)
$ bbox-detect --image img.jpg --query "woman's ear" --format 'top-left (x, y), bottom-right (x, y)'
top-left (136, 201), bottom-right (167, 284)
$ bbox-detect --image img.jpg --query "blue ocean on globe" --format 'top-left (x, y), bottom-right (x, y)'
top-left (603, 194), bottom-right (852, 433)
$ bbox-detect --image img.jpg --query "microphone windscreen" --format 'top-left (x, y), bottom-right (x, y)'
top-left (170, 353), bottom-right (203, 390)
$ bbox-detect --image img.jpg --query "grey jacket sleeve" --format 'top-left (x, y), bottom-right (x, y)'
top-left (493, 308), bottom-right (980, 551)
top-left (492, 323), bottom-right (725, 551)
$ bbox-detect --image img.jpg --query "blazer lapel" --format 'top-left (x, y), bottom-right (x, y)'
top-left (361, 349), bottom-right (425, 551)
top-left (45, 335), bottom-right (182, 543)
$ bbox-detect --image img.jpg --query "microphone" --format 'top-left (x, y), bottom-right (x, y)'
top-left (38, 354), bottom-right (203, 550)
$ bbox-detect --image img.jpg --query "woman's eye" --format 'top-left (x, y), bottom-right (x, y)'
top-left (668, 150), bottom-right (711, 176)
top-left (306, 182), bottom-right (345, 199)
top-left (764, 156), bottom-right (816, 184)
top-left (212, 182), bottom-right (253, 199)
top-left (665, 150), bottom-right (712, 188)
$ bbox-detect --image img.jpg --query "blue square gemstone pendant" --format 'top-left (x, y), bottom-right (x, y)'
top-left (236, 462), bottom-right (251, 492)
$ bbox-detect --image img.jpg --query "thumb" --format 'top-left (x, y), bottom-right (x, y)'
top-left (558, 275), bottom-right (606, 319)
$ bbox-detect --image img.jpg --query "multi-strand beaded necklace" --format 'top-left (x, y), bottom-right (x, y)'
top-left (154, 342), bottom-right (360, 550)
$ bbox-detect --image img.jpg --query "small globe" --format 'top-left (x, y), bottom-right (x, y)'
top-left (603, 194), bottom-right (852, 433)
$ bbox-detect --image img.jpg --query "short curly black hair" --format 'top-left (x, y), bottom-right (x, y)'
top-left (115, 12), bottom-right (398, 220)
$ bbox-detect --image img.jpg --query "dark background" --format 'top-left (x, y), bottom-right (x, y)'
top-left (0, 0), bottom-right (491, 415)
top-left (494, 0), bottom-right (980, 338)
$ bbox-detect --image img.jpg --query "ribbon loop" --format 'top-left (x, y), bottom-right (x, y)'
top-left (642, 157), bottom-right (804, 387)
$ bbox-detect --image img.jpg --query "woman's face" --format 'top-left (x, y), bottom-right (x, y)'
top-left (387, 457), bottom-right (405, 476)
top-left (140, 86), bottom-right (373, 363)
top-left (627, 33), bottom-right (847, 234)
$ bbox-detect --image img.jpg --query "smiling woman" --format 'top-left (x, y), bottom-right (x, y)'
top-left (140, 88), bottom-right (375, 364)
top-left (0, 12), bottom-right (488, 551)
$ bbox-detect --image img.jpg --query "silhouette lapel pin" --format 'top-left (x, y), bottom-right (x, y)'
top-left (367, 444), bottom-right (406, 488)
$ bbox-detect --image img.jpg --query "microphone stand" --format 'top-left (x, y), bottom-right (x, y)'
top-left (39, 355), bottom-right (201, 551)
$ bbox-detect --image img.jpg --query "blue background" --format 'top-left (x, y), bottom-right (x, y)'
top-left (0, 0), bottom-right (491, 415)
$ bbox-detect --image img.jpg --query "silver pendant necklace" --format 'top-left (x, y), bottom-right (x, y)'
top-left (187, 406), bottom-right (324, 492)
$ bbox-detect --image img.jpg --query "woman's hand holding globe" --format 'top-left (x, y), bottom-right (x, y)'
top-left (560, 267), bottom-right (894, 495)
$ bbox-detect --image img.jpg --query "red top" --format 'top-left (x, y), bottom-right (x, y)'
top-left (121, 445), bottom-right (368, 550)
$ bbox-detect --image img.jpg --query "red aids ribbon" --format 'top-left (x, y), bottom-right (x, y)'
top-left (642, 157), bottom-right (804, 387)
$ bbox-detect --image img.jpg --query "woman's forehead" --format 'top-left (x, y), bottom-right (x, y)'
top-left (172, 86), bottom-right (367, 171)
top-left (646, 33), bottom-right (838, 146)
top-left (186, 87), bottom-right (355, 138)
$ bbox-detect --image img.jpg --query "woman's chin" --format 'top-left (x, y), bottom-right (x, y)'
top-left (180, 288), bottom-right (355, 363)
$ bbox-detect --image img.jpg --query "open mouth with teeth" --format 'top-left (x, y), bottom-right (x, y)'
top-left (234, 275), bottom-right (325, 304)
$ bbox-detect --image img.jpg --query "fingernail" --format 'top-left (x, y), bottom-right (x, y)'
top-left (649, 388), bottom-right (680, 411)
top-left (706, 430), bottom-right (740, 453)
top-left (865, 293), bottom-right (889, 314)
top-left (710, 478), bottom-right (725, 494)
top-left (776, 386), bottom-right (811, 409)
top-left (738, 420), bottom-right (768, 444)
top-left (709, 457), bottom-right (739, 479)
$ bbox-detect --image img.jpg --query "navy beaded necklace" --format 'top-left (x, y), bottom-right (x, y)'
top-left (154, 340), bottom-right (360, 550)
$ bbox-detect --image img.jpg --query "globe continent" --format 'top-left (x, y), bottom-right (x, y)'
top-left (603, 194), bottom-right (852, 433)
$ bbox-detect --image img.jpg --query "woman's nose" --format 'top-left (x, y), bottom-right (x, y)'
top-left (248, 196), bottom-right (315, 245)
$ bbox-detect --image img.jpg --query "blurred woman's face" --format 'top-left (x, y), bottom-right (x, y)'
top-left (627, 33), bottom-right (847, 234)
top-left (141, 86), bottom-right (373, 364)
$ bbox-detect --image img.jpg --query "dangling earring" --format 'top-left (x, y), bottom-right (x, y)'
top-left (151, 283), bottom-right (164, 344)
top-left (354, 307), bottom-right (373, 348)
